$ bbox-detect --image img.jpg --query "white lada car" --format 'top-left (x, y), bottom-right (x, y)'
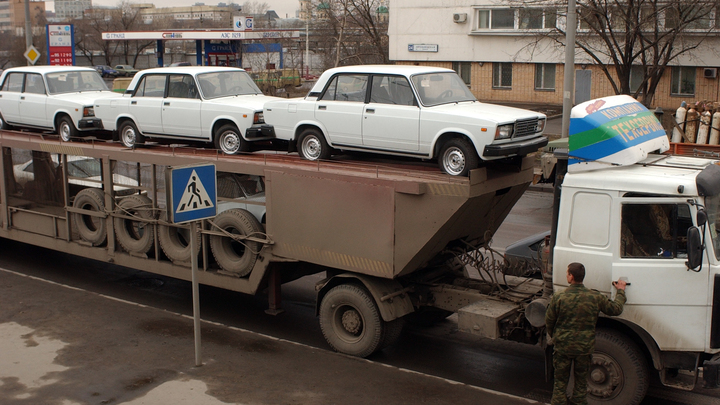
top-left (263, 65), bottom-right (548, 176)
top-left (93, 66), bottom-right (278, 154)
top-left (0, 66), bottom-right (120, 141)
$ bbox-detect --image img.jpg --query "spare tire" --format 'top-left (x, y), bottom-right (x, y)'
top-left (73, 188), bottom-right (107, 246)
top-left (114, 194), bottom-right (156, 255)
top-left (158, 212), bottom-right (201, 264)
top-left (209, 209), bottom-right (263, 277)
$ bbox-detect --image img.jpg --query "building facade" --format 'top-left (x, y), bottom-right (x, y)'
top-left (0, 0), bottom-right (45, 33)
top-left (388, 0), bottom-right (720, 109)
top-left (54, 0), bottom-right (91, 20)
top-left (131, 4), bottom-right (232, 24)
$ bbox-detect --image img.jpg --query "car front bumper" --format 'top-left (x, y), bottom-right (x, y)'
top-left (78, 118), bottom-right (104, 130)
top-left (483, 136), bottom-right (549, 158)
top-left (246, 125), bottom-right (276, 139)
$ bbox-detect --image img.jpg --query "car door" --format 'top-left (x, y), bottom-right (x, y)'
top-left (19, 73), bottom-right (49, 128)
top-left (314, 74), bottom-right (367, 146)
top-left (129, 74), bottom-right (166, 134)
top-left (0, 72), bottom-right (24, 124)
top-left (362, 75), bottom-right (420, 152)
top-left (161, 74), bottom-right (202, 138)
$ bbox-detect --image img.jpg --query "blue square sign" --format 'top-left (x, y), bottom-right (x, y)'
top-left (167, 164), bottom-right (217, 224)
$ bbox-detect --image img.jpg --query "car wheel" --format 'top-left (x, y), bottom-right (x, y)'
top-left (72, 188), bottom-right (107, 246)
top-left (119, 120), bottom-right (144, 148)
top-left (438, 138), bottom-right (479, 176)
top-left (0, 113), bottom-right (12, 130)
top-left (114, 194), bottom-right (156, 255)
top-left (209, 208), bottom-right (263, 277)
top-left (214, 124), bottom-right (248, 155)
top-left (297, 128), bottom-right (331, 161)
top-left (57, 116), bottom-right (78, 142)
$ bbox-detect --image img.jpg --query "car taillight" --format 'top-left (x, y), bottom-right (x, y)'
top-left (254, 112), bottom-right (264, 124)
top-left (83, 106), bottom-right (95, 117)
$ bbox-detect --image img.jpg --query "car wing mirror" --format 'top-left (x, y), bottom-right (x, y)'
top-left (686, 226), bottom-right (703, 271)
top-left (697, 208), bottom-right (708, 227)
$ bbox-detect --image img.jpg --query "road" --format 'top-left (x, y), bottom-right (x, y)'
top-left (0, 190), bottom-right (717, 405)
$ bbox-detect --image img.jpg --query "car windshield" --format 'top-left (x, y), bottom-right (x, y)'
top-left (197, 70), bottom-right (262, 99)
top-left (46, 71), bottom-right (108, 94)
top-left (410, 72), bottom-right (476, 106)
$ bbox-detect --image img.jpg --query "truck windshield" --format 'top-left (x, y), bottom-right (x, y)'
top-left (197, 71), bottom-right (262, 99)
top-left (410, 72), bottom-right (476, 106)
top-left (705, 195), bottom-right (720, 260)
top-left (46, 71), bottom-right (108, 94)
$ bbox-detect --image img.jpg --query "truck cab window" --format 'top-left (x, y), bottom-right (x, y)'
top-left (621, 203), bottom-right (691, 258)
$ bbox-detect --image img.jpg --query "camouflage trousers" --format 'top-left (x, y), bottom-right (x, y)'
top-left (551, 351), bottom-right (592, 405)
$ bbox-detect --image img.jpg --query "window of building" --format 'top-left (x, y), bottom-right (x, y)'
top-left (670, 66), bottom-right (696, 96)
top-left (476, 8), bottom-right (515, 29)
top-left (519, 9), bottom-right (556, 29)
top-left (629, 65), bottom-right (645, 93)
top-left (493, 62), bottom-right (513, 88)
top-left (534, 64), bottom-right (555, 90)
top-left (620, 203), bottom-right (691, 258)
top-left (452, 62), bottom-right (472, 85)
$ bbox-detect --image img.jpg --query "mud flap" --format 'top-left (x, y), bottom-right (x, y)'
top-left (703, 358), bottom-right (720, 388)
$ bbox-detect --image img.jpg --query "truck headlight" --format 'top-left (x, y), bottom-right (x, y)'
top-left (83, 106), bottom-right (95, 117)
top-left (537, 118), bottom-right (546, 133)
top-left (495, 124), bottom-right (514, 140)
top-left (254, 112), bottom-right (264, 124)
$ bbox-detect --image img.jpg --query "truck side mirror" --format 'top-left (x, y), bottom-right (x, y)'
top-left (697, 208), bottom-right (708, 227)
top-left (686, 226), bottom-right (703, 271)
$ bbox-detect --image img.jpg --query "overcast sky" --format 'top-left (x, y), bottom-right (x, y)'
top-left (46, 0), bottom-right (301, 19)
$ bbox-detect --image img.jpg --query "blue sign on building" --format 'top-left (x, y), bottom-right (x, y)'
top-left (167, 164), bottom-right (217, 224)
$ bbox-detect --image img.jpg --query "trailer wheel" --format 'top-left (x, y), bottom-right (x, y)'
top-left (119, 120), bottom-right (145, 148)
top-left (438, 138), bottom-right (479, 176)
top-left (214, 124), bottom-right (248, 155)
top-left (297, 128), bottom-right (331, 161)
top-left (114, 195), bottom-right (156, 255)
top-left (580, 329), bottom-right (649, 405)
top-left (72, 188), bottom-right (107, 246)
top-left (58, 116), bottom-right (78, 142)
top-left (319, 284), bottom-right (383, 357)
top-left (209, 209), bottom-right (263, 277)
top-left (158, 213), bottom-right (200, 264)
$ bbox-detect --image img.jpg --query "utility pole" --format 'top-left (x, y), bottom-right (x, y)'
top-left (24, 0), bottom-right (33, 65)
top-left (561, 0), bottom-right (577, 139)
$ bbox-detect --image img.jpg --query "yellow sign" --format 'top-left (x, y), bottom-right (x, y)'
top-left (24, 45), bottom-right (40, 65)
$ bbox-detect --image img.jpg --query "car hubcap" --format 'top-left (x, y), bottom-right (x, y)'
top-left (302, 136), bottom-right (322, 160)
top-left (60, 123), bottom-right (71, 141)
top-left (122, 127), bottom-right (136, 147)
top-left (443, 147), bottom-right (466, 176)
top-left (220, 131), bottom-right (240, 154)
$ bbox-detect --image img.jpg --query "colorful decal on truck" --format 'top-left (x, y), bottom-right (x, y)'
top-left (568, 95), bottom-right (669, 172)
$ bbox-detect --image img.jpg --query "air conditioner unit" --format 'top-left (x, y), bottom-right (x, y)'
top-left (704, 68), bottom-right (717, 79)
top-left (453, 13), bottom-right (467, 23)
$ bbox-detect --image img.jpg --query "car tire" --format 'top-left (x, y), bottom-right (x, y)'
top-left (319, 284), bottom-right (383, 357)
top-left (158, 212), bottom-right (201, 265)
top-left (114, 194), bottom-right (156, 255)
top-left (438, 138), bottom-right (479, 176)
top-left (209, 208), bottom-right (263, 277)
top-left (119, 120), bottom-right (145, 148)
top-left (72, 188), bottom-right (107, 246)
top-left (297, 128), bottom-right (331, 161)
top-left (214, 124), bottom-right (248, 155)
top-left (57, 116), bottom-right (78, 142)
top-left (0, 113), bottom-right (13, 130)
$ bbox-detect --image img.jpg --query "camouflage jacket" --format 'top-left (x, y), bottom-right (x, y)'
top-left (545, 284), bottom-right (626, 355)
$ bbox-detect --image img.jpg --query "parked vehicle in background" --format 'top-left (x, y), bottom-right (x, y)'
top-left (503, 230), bottom-right (550, 277)
top-left (93, 66), bottom-right (278, 154)
top-left (114, 65), bottom-right (139, 77)
top-left (263, 65), bottom-right (548, 176)
top-left (95, 65), bottom-right (119, 78)
top-left (0, 66), bottom-right (121, 141)
top-left (169, 62), bottom-right (191, 67)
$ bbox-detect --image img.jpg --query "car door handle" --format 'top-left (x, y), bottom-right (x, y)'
top-left (164, 102), bottom-right (170, 106)
top-left (318, 105), bottom-right (326, 110)
top-left (20, 96), bottom-right (25, 100)
top-left (366, 108), bottom-right (375, 113)
top-left (131, 101), bottom-right (137, 105)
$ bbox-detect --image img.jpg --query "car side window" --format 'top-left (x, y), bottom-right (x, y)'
top-left (134, 75), bottom-right (166, 97)
top-left (370, 75), bottom-right (415, 106)
top-left (24, 74), bottom-right (46, 94)
top-left (319, 74), bottom-right (368, 102)
top-left (621, 203), bottom-right (692, 258)
top-left (2, 73), bottom-right (24, 92)
top-left (167, 74), bottom-right (198, 99)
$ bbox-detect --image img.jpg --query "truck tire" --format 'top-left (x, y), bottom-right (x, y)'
top-left (158, 213), bottom-right (200, 264)
top-left (214, 124), bottom-right (248, 155)
top-left (438, 138), bottom-right (479, 176)
top-left (209, 209), bottom-right (263, 277)
top-left (319, 284), bottom-right (383, 357)
top-left (58, 116), bottom-right (78, 142)
top-left (73, 188), bottom-right (107, 246)
top-left (583, 329), bottom-right (649, 405)
top-left (297, 128), bottom-right (331, 161)
top-left (119, 120), bottom-right (145, 148)
top-left (114, 195), bottom-right (156, 255)
top-left (379, 318), bottom-right (404, 350)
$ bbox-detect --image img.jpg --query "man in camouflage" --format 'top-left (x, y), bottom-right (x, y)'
top-left (545, 262), bottom-right (627, 405)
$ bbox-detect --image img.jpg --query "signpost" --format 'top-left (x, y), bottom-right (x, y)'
top-left (23, 45), bottom-right (40, 65)
top-left (166, 164), bottom-right (217, 366)
top-left (46, 24), bottom-right (75, 66)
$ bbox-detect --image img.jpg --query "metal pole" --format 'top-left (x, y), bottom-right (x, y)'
top-left (305, 20), bottom-right (309, 78)
top-left (24, 0), bottom-right (32, 65)
top-left (561, 0), bottom-right (577, 139)
top-left (190, 220), bottom-right (202, 367)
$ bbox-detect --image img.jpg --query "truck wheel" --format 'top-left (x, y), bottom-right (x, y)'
top-left (114, 195), bottom-right (156, 255)
top-left (73, 188), bottom-right (107, 246)
top-left (214, 124), bottom-right (248, 155)
top-left (319, 284), bottom-right (383, 357)
top-left (209, 209), bottom-right (263, 277)
top-left (583, 329), bottom-right (649, 405)
top-left (297, 128), bottom-right (331, 161)
top-left (119, 120), bottom-right (145, 148)
top-left (58, 116), bottom-right (78, 142)
top-left (379, 318), bottom-right (404, 350)
top-left (158, 212), bottom-right (200, 264)
top-left (438, 138), bottom-right (479, 176)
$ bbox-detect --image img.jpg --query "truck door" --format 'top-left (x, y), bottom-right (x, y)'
top-left (362, 75), bottom-right (420, 152)
top-left (612, 201), bottom-right (709, 351)
top-left (161, 74), bottom-right (202, 138)
top-left (314, 74), bottom-right (366, 146)
top-left (129, 74), bottom-right (166, 135)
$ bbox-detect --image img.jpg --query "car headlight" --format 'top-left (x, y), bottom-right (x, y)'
top-left (83, 106), bottom-right (95, 117)
top-left (495, 123), bottom-right (514, 140)
top-left (536, 118), bottom-right (546, 133)
top-left (254, 112), bottom-right (264, 124)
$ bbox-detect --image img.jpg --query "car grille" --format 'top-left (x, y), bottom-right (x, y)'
top-left (514, 118), bottom-right (540, 138)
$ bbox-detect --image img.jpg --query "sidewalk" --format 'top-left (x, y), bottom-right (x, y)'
top-left (0, 267), bottom-right (544, 405)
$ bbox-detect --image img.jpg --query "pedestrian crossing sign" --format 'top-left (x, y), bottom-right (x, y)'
top-left (167, 164), bottom-right (217, 224)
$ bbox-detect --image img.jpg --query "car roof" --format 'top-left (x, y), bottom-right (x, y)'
top-left (3, 66), bottom-right (97, 75)
top-left (319, 65), bottom-right (456, 76)
top-left (136, 66), bottom-right (247, 76)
